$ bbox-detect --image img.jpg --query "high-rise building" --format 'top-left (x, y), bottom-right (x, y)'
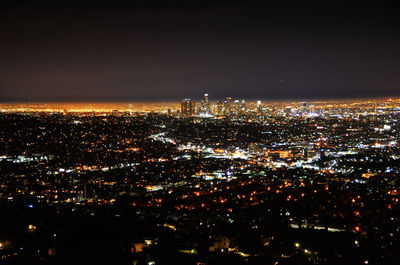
top-left (234, 100), bottom-right (241, 115)
top-left (216, 101), bottom-right (223, 116)
top-left (241, 100), bottom-right (246, 114)
top-left (128, 104), bottom-right (133, 116)
top-left (285, 106), bottom-right (292, 116)
top-left (257, 100), bottom-right (263, 114)
top-left (181, 99), bottom-right (196, 116)
top-left (302, 102), bottom-right (307, 114)
top-left (201, 93), bottom-right (210, 114)
top-left (204, 93), bottom-right (209, 113)
top-left (224, 97), bottom-right (232, 115)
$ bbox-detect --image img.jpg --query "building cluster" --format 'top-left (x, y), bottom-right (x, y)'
top-left (180, 94), bottom-right (312, 118)
top-left (181, 94), bottom-right (248, 117)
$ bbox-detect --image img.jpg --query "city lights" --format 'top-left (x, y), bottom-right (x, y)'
top-left (0, 96), bottom-right (399, 264)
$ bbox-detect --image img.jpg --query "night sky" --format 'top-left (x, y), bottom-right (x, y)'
top-left (0, 0), bottom-right (399, 102)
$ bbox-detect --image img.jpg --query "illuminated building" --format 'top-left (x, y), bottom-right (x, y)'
top-left (202, 93), bottom-right (210, 114)
top-left (285, 106), bottom-right (292, 116)
top-left (241, 100), bottom-right (246, 114)
top-left (234, 100), bottom-right (240, 115)
top-left (257, 100), bottom-right (263, 114)
top-left (302, 102), bottom-right (307, 114)
top-left (181, 98), bottom-right (196, 116)
top-left (249, 143), bottom-right (264, 155)
top-left (224, 97), bottom-right (232, 115)
top-left (266, 150), bottom-right (292, 159)
top-left (216, 101), bottom-right (223, 116)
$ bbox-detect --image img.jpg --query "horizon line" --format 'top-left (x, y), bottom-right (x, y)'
top-left (0, 96), bottom-right (399, 104)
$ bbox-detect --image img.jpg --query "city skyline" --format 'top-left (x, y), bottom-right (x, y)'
top-left (2, 96), bottom-right (399, 112)
top-left (1, 96), bottom-right (399, 264)
top-left (1, 1), bottom-right (400, 264)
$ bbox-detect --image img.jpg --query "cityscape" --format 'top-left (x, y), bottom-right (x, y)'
top-left (1, 95), bottom-right (400, 264)
top-left (1, 0), bottom-right (400, 264)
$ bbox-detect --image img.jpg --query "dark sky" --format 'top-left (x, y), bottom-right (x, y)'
top-left (1, 0), bottom-right (399, 102)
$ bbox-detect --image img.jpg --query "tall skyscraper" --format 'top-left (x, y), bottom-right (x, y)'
top-left (216, 101), bottom-right (223, 116)
top-left (234, 100), bottom-right (241, 115)
top-left (224, 97), bottom-right (232, 115)
top-left (181, 99), bottom-right (196, 116)
top-left (204, 93), bottom-right (209, 110)
top-left (285, 106), bottom-right (292, 116)
top-left (201, 93), bottom-right (210, 114)
top-left (241, 100), bottom-right (246, 114)
top-left (257, 100), bottom-right (263, 114)
top-left (302, 102), bottom-right (307, 114)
